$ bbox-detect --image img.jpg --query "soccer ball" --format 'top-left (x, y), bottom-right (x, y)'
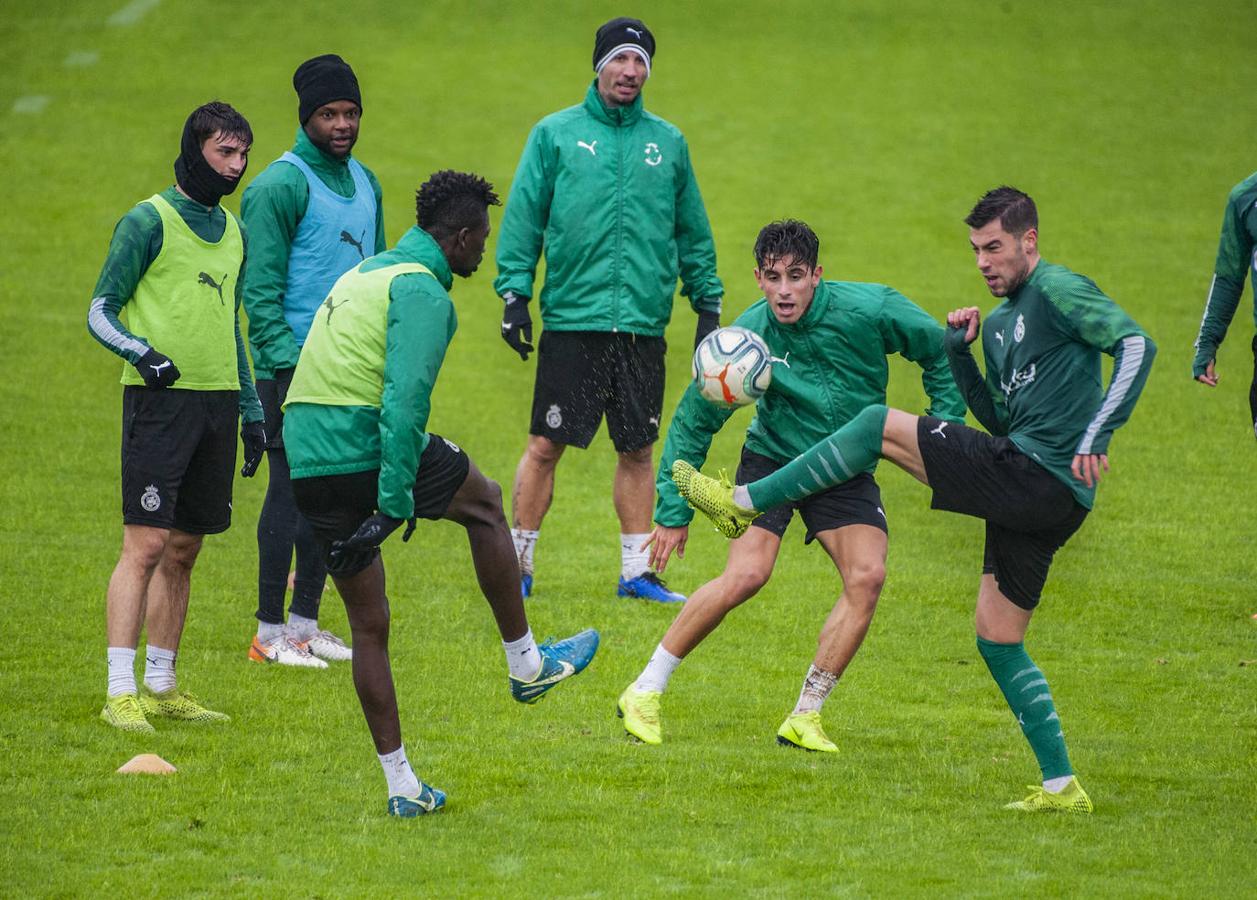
top-left (692, 326), bottom-right (773, 408)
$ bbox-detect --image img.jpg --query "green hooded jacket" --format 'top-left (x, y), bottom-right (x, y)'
top-left (656, 280), bottom-right (967, 527)
top-left (494, 82), bottom-right (722, 336)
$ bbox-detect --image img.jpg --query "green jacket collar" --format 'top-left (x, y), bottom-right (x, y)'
top-left (395, 226), bottom-right (454, 291)
top-left (291, 126), bottom-right (353, 175)
top-left (582, 80), bottom-right (643, 127)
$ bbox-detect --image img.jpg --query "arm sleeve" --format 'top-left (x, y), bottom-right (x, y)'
top-left (367, 168), bottom-right (387, 255)
top-left (86, 206), bottom-right (162, 363)
top-left (1193, 190), bottom-right (1253, 377)
top-left (493, 124), bottom-right (555, 300)
top-left (878, 288), bottom-right (967, 422)
top-left (234, 232), bottom-right (264, 423)
top-left (674, 136), bottom-right (723, 313)
top-left (376, 277), bottom-right (455, 520)
top-left (944, 328), bottom-right (1010, 435)
top-left (240, 173), bottom-right (305, 379)
top-left (653, 383), bottom-right (737, 526)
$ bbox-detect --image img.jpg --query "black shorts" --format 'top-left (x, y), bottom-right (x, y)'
top-left (120, 386), bottom-right (238, 534)
top-left (291, 434), bottom-right (470, 576)
top-left (255, 368), bottom-right (294, 451)
top-left (530, 330), bottom-right (666, 452)
top-left (737, 447), bottom-right (888, 544)
top-left (917, 416), bottom-right (1088, 610)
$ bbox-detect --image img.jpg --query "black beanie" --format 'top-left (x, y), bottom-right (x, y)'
top-left (293, 54), bottom-right (362, 124)
top-left (592, 17), bottom-right (655, 74)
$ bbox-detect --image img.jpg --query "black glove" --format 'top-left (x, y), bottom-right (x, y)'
top-left (240, 420), bottom-right (266, 477)
top-left (501, 292), bottom-right (534, 361)
top-left (330, 513), bottom-right (403, 563)
top-left (135, 348), bottom-right (181, 388)
top-left (695, 307), bottom-right (721, 349)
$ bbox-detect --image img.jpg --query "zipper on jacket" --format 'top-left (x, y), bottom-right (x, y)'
top-left (802, 328), bottom-right (842, 428)
top-left (612, 115), bottom-right (623, 333)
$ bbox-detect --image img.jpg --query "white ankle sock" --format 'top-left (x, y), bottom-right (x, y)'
top-left (620, 533), bottom-right (651, 580)
top-left (732, 485), bottom-right (753, 509)
top-left (378, 744), bottom-right (421, 797)
top-left (512, 528), bottom-right (539, 575)
top-left (503, 629), bottom-right (542, 681)
top-left (107, 647), bottom-right (137, 697)
top-left (287, 612), bottom-right (318, 641)
top-left (792, 664), bottom-right (839, 715)
top-left (257, 620), bottom-right (286, 643)
top-left (143, 644), bottom-right (177, 694)
top-left (636, 643), bottom-right (682, 693)
top-left (1043, 775), bottom-right (1074, 793)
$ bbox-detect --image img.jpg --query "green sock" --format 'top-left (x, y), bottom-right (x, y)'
top-left (977, 637), bottom-right (1073, 781)
top-left (747, 404), bottom-right (888, 511)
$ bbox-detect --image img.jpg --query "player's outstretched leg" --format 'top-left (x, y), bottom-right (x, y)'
top-left (443, 458), bottom-right (599, 703)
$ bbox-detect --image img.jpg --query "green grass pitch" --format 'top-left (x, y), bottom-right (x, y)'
top-left (2, 0), bottom-right (1254, 895)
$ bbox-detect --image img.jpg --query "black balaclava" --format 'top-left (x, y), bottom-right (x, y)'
top-left (173, 112), bottom-right (244, 208)
top-left (293, 54), bottom-right (362, 124)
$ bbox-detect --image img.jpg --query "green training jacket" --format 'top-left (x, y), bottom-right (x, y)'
top-left (1193, 171), bottom-right (1257, 378)
top-left (494, 81), bottom-right (722, 336)
top-left (655, 280), bottom-right (966, 527)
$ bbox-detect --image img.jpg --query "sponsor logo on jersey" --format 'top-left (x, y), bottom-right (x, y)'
top-left (322, 292), bottom-right (351, 323)
top-left (546, 404), bottom-right (563, 429)
top-left (994, 331), bottom-right (1004, 346)
top-left (643, 142), bottom-right (662, 166)
top-left (577, 140), bottom-right (598, 156)
top-left (770, 352), bottom-right (791, 368)
top-left (141, 484), bottom-right (161, 512)
top-left (1013, 313), bottom-right (1026, 343)
top-left (339, 229), bottom-right (366, 259)
top-left (1000, 363), bottom-right (1037, 397)
top-left (198, 271), bottom-right (228, 305)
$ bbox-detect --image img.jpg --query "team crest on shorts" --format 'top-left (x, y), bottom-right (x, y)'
top-left (442, 437), bottom-right (462, 454)
top-left (140, 484), bottom-right (161, 512)
top-left (546, 404), bottom-right (563, 429)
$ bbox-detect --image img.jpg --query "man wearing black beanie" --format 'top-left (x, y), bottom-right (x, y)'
top-left (496, 17), bottom-right (724, 606)
top-left (87, 101), bottom-right (266, 733)
top-left (240, 53), bottom-right (385, 668)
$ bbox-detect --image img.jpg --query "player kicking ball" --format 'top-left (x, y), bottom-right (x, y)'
top-left (284, 171), bottom-right (598, 817)
top-left (675, 187), bottom-right (1156, 813)
top-left (617, 219), bottom-right (965, 752)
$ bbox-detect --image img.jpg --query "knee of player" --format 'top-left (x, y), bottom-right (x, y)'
top-left (723, 565), bottom-right (771, 601)
top-left (122, 528), bottom-right (171, 571)
top-left (525, 436), bottom-right (564, 468)
top-left (843, 560), bottom-right (886, 601)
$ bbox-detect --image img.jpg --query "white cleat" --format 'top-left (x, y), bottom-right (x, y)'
top-left (248, 634), bottom-right (328, 669)
top-left (305, 629), bottom-right (352, 662)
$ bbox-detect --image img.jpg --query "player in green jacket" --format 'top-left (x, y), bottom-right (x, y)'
top-left (87, 101), bottom-right (265, 734)
top-left (284, 171), bottom-right (599, 818)
top-left (494, 17), bottom-right (724, 604)
top-left (677, 188), bottom-right (1157, 813)
top-left (242, 54), bottom-right (386, 668)
top-left (1192, 171), bottom-right (1257, 438)
top-left (617, 220), bottom-right (966, 752)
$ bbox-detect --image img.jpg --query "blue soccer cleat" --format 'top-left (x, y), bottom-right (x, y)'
top-left (618, 572), bottom-right (686, 603)
top-left (388, 782), bottom-right (446, 817)
top-left (521, 572), bottom-right (533, 599)
top-left (510, 628), bottom-right (600, 704)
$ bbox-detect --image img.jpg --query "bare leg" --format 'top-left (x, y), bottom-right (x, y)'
top-left (974, 574), bottom-right (1033, 642)
top-left (810, 525), bottom-right (888, 677)
top-left (144, 529), bottom-right (203, 650)
top-left (332, 557), bottom-right (400, 754)
top-left (613, 444), bottom-right (655, 534)
top-left (105, 525), bottom-right (170, 648)
top-left (658, 527), bottom-right (781, 658)
top-left (880, 409), bottom-right (930, 484)
top-left (511, 435), bottom-right (565, 530)
top-left (446, 462), bottom-right (529, 642)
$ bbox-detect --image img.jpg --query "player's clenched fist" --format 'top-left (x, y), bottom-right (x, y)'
top-left (946, 307), bottom-right (983, 344)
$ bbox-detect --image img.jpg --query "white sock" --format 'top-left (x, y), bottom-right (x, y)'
top-left (503, 629), bottom-right (542, 681)
top-left (257, 620), bottom-right (286, 643)
top-left (635, 643), bottom-right (682, 693)
top-left (620, 533), bottom-right (651, 580)
top-left (287, 612), bottom-right (318, 641)
top-left (378, 744), bottom-right (421, 797)
top-left (107, 647), bottom-right (137, 697)
top-left (792, 664), bottom-right (839, 715)
top-left (732, 485), bottom-right (753, 509)
top-left (143, 644), bottom-right (177, 694)
top-left (512, 528), bottom-right (539, 575)
top-left (1043, 775), bottom-right (1074, 793)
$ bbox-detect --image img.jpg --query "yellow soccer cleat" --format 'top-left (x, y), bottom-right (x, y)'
top-left (617, 683), bottom-right (663, 745)
top-left (138, 685), bottom-right (230, 723)
top-left (671, 460), bottom-right (759, 539)
top-left (776, 711), bottom-right (838, 753)
top-left (100, 693), bottom-right (156, 734)
top-left (1004, 776), bottom-right (1093, 813)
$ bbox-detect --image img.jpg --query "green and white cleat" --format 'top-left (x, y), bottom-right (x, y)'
top-left (671, 460), bottom-right (759, 539)
top-left (138, 685), bottom-right (230, 723)
top-left (100, 693), bottom-right (156, 734)
top-left (1004, 777), bottom-right (1093, 813)
top-left (617, 683), bottom-right (663, 745)
top-left (776, 711), bottom-right (837, 753)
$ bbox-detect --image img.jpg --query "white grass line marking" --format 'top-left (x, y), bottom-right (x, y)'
top-left (64, 50), bottom-right (100, 67)
top-left (108, 0), bottom-right (160, 26)
top-left (13, 96), bottom-right (50, 114)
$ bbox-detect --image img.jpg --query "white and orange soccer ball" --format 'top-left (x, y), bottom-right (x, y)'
top-left (692, 326), bottom-right (773, 408)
